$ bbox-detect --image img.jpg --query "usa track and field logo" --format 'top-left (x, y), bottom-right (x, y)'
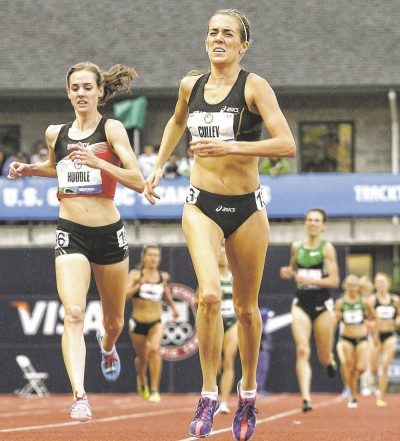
top-left (160, 283), bottom-right (198, 361)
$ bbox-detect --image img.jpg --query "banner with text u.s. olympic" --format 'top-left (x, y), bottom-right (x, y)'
top-left (0, 173), bottom-right (399, 220)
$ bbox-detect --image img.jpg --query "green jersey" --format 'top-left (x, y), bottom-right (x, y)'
top-left (341, 296), bottom-right (365, 325)
top-left (296, 240), bottom-right (327, 289)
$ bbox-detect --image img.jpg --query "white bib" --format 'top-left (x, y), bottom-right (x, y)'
top-left (221, 299), bottom-right (235, 318)
top-left (297, 268), bottom-right (322, 290)
top-left (343, 309), bottom-right (364, 324)
top-left (187, 111), bottom-right (235, 142)
top-left (57, 159), bottom-right (102, 195)
top-left (376, 305), bottom-right (396, 320)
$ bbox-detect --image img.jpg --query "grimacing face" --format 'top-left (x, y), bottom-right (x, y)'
top-left (205, 14), bottom-right (248, 63)
top-left (67, 69), bottom-right (103, 112)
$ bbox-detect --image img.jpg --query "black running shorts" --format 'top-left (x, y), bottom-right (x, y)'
top-left (55, 218), bottom-right (129, 264)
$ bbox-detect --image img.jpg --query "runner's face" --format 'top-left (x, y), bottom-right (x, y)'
top-left (305, 211), bottom-right (325, 237)
top-left (374, 274), bottom-right (389, 293)
top-left (67, 70), bottom-right (103, 113)
top-left (143, 248), bottom-right (161, 270)
top-left (206, 15), bottom-right (247, 64)
top-left (345, 277), bottom-right (360, 296)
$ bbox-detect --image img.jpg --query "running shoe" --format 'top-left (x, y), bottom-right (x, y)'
top-left (302, 399), bottom-right (313, 412)
top-left (96, 329), bottom-right (121, 382)
top-left (70, 393), bottom-right (92, 422)
top-left (376, 398), bottom-right (387, 407)
top-left (232, 383), bottom-right (258, 441)
top-left (347, 398), bottom-right (358, 409)
top-left (326, 359), bottom-right (337, 378)
top-left (137, 377), bottom-right (150, 400)
top-left (149, 391), bottom-right (161, 402)
top-left (341, 386), bottom-right (351, 397)
top-left (219, 401), bottom-right (230, 414)
top-left (189, 397), bottom-right (220, 438)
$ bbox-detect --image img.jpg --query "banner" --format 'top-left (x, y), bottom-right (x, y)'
top-left (0, 245), bottom-right (347, 394)
top-left (0, 173), bottom-right (399, 220)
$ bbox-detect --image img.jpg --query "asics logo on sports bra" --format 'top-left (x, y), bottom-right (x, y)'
top-left (216, 205), bottom-right (235, 212)
top-left (220, 106), bottom-right (239, 113)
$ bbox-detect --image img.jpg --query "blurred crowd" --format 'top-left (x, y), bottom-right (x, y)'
top-left (0, 140), bottom-right (49, 177)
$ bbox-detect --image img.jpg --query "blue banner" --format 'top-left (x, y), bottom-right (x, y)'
top-left (0, 173), bottom-right (399, 220)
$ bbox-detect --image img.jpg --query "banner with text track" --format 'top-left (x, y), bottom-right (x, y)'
top-left (0, 173), bottom-right (399, 220)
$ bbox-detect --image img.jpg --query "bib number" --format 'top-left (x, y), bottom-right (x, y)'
top-left (186, 185), bottom-right (200, 204)
top-left (254, 187), bottom-right (265, 210)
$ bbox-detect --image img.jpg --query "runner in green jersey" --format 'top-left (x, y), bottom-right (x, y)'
top-left (280, 208), bottom-right (339, 412)
top-left (335, 275), bottom-right (376, 408)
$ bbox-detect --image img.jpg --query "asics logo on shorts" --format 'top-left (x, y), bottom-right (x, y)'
top-left (215, 205), bottom-right (235, 213)
top-left (56, 230), bottom-right (70, 248)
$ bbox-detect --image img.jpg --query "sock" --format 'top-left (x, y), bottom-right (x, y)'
top-left (201, 388), bottom-right (218, 400)
top-left (101, 345), bottom-right (115, 356)
top-left (239, 381), bottom-right (257, 399)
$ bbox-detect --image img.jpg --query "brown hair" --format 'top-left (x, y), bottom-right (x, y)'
top-left (66, 62), bottom-right (138, 106)
top-left (305, 208), bottom-right (327, 223)
top-left (140, 244), bottom-right (161, 266)
top-left (211, 9), bottom-right (251, 43)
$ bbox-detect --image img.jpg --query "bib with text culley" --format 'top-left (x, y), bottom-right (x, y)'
top-left (297, 268), bottom-right (322, 290)
top-left (57, 159), bottom-right (102, 195)
top-left (188, 111), bottom-right (235, 142)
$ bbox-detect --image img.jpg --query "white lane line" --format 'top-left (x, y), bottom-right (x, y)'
top-left (0, 406), bottom-right (195, 433)
top-left (176, 395), bottom-right (345, 441)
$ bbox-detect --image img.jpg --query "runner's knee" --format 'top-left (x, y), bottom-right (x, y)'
top-left (103, 316), bottom-right (124, 336)
top-left (64, 304), bottom-right (85, 324)
top-left (296, 343), bottom-right (310, 360)
top-left (235, 306), bottom-right (259, 327)
top-left (198, 289), bottom-right (221, 311)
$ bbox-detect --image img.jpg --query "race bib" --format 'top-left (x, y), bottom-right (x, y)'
top-left (343, 309), bottom-right (363, 324)
top-left (188, 111), bottom-right (235, 142)
top-left (221, 299), bottom-right (235, 318)
top-left (297, 268), bottom-right (323, 290)
top-left (186, 184), bottom-right (200, 204)
top-left (376, 305), bottom-right (396, 320)
top-left (57, 159), bottom-right (102, 195)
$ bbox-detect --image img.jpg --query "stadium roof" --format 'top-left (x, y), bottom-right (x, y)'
top-left (1, 0), bottom-right (399, 97)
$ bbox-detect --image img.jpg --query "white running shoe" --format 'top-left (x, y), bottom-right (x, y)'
top-left (219, 401), bottom-right (231, 414)
top-left (70, 393), bottom-right (92, 422)
top-left (347, 398), bottom-right (358, 409)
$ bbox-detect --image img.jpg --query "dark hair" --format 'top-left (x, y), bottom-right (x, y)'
top-left (211, 9), bottom-right (251, 43)
top-left (305, 208), bottom-right (327, 223)
top-left (66, 62), bottom-right (137, 106)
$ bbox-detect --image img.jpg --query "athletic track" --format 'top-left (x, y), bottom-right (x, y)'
top-left (0, 393), bottom-right (398, 440)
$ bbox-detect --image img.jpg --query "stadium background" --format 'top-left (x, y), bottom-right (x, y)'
top-left (0, 0), bottom-right (399, 396)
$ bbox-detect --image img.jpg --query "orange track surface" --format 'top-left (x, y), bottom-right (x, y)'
top-left (0, 393), bottom-right (399, 441)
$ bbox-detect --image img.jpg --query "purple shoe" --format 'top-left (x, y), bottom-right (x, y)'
top-left (232, 383), bottom-right (258, 441)
top-left (189, 397), bottom-right (220, 438)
